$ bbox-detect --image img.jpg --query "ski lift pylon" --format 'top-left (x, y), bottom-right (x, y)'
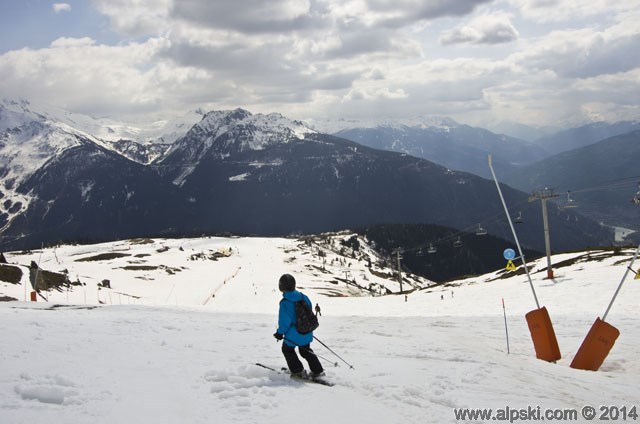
top-left (427, 243), bottom-right (437, 254)
top-left (453, 237), bottom-right (463, 248)
top-left (631, 182), bottom-right (640, 204)
top-left (475, 224), bottom-right (487, 236)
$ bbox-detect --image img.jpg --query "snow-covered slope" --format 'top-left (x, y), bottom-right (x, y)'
top-left (0, 232), bottom-right (431, 307)
top-left (1, 98), bottom-right (203, 145)
top-left (0, 235), bottom-right (639, 423)
top-left (0, 98), bottom-right (204, 163)
top-left (0, 100), bottom-right (87, 231)
top-left (0, 99), bottom-right (202, 234)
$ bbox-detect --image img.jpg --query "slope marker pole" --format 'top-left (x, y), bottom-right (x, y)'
top-left (502, 298), bottom-right (510, 354)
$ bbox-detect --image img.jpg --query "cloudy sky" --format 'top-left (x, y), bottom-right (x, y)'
top-left (0, 0), bottom-right (639, 129)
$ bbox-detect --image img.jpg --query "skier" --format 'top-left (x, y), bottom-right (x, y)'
top-left (315, 303), bottom-right (322, 317)
top-left (273, 274), bottom-right (324, 378)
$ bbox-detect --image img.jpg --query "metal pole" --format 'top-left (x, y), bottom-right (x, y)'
top-left (488, 155), bottom-right (540, 309)
top-left (602, 244), bottom-right (640, 321)
top-left (530, 189), bottom-right (558, 279)
top-left (396, 248), bottom-right (403, 293)
top-left (541, 197), bottom-right (554, 279)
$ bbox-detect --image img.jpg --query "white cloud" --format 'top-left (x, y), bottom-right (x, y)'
top-left (50, 37), bottom-right (96, 48)
top-left (0, 38), bottom-right (172, 116)
top-left (440, 14), bottom-right (519, 45)
top-left (52, 3), bottom-right (72, 13)
top-left (92, 0), bottom-right (173, 37)
top-left (511, 23), bottom-right (640, 78)
top-left (511, 0), bottom-right (636, 23)
top-left (1, 0), bottom-right (639, 128)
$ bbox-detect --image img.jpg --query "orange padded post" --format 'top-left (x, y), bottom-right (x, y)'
top-left (525, 307), bottom-right (561, 362)
top-left (570, 318), bottom-right (620, 371)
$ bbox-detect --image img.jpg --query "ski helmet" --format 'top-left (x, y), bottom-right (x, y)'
top-left (279, 274), bottom-right (296, 292)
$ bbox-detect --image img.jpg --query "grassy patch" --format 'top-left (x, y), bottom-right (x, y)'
top-left (0, 264), bottom-right (23, 284)
top-left (76, 253), bottom-right (131, 262)
top-left (120, 265), bottom-right (182, 274)
top-left (121, 265), bottom-right (159, 271)
top-left (129, 238), bottom-right (155, 245)
top-left (0, 295), bottom-right (18, 302)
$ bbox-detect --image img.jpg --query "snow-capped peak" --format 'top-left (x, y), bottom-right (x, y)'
top-left (193, 108), bottom-right (316, 151)
top-left (162, 108), bottom-right (316, 164)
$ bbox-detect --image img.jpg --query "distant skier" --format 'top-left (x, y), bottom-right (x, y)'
top-left (315, 303), bottom-right (322, 317)
top-left (441, 294), bottom-right (444, 300)
top-left (273, 274), bottom-right (324, 378)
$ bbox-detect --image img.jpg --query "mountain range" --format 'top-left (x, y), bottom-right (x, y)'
top-left (505, 130), bottom-right (640, 228)
top-left (332, 120), bottom-right (547, 180)
top-left (534, 121), bottom-right (640, 156)
top-left (331, 118), bottom-right (640, 230)
top-left (0, 99), bottom-right (615, 252)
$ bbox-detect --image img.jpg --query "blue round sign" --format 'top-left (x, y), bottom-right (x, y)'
top-left (503, 248), bottom-right (516, 260)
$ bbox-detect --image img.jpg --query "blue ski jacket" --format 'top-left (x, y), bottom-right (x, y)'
top-left (277, 290), bottom-right (314, 347)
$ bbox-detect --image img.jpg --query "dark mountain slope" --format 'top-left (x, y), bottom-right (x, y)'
top-left (506, 130), bottom-right (640, 228)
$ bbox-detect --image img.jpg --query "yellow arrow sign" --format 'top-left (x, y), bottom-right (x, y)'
top-left (505, 260), bottom-right (516, 271)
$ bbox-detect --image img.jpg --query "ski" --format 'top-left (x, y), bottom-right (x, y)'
top-left (255, 363), bottom-right (334, 386)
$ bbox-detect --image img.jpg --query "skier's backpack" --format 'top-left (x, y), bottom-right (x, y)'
top-left (295, 297), bottom-right (319, 334)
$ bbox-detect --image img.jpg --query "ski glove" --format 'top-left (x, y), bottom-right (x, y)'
top-left (273, 332), bottom-right (284, 341)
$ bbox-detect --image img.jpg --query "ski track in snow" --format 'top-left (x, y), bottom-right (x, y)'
top-left (0, 237), bottom-right (639, 423)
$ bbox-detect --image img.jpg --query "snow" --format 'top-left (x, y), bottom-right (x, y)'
top-left (193, 109), bottom-right (316, 152)
top-left (1, 235), bottom-right (639, 423)
top-left (0, 99), bottom-right (203, 229)
top-left (1, 98), bottom-right (203, 145)
top-left (162, 109), bottom-right (317, 184)
top-left (229, 172), bottom-right (250, 182)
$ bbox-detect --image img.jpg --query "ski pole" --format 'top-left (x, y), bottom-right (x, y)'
top-left (317, 353), bottom-right (339, 367)
top-left (280, 338), bottom-right (338, 366)
top-left (314, 336), bottom-right (354, 369)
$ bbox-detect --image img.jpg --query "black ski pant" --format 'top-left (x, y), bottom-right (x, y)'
top-left (282, 343), bottom-right (324, 374)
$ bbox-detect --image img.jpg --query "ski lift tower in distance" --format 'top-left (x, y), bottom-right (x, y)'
top-left (529, 188), bottom-right (559, 279)
top-left (631, 182), bottom-right (640, 204)
top-left (392, 248), bottom-right (403, 293)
